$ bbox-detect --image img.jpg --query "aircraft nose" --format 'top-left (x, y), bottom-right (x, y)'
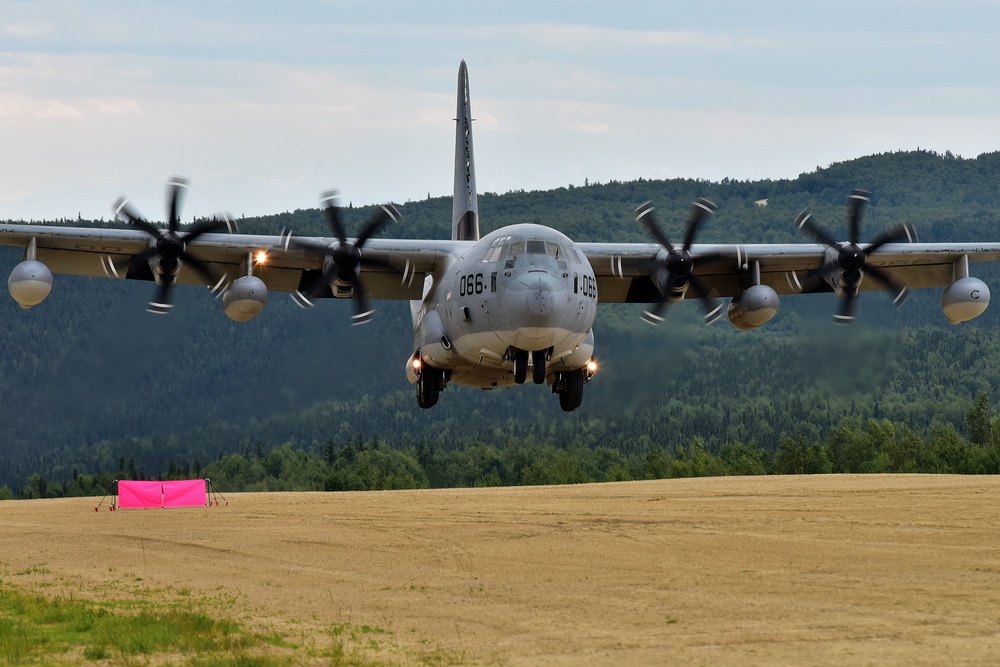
top-left (504, 271), bottom-right (557, 319)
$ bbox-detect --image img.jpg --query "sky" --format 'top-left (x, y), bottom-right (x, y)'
top-left (3, 0), bottom-right (1000, 222)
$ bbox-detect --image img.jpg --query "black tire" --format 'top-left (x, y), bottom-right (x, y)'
top-left (513, 349), bottom-right (529, 385)
top-left (417, 367), bottom-right (440, 409)
top-left (558, 369), bottom-right (584, 412)
top-left (531, 350), bottom-right (547, 385)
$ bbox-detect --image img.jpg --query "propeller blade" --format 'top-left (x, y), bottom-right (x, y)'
top-left (113, 197), bottom-right (163, 239)
top-left (790, 260), bottom-right (842, 293)
top-left (688, 274), bottom-right (724, 324)
top-left (864, 264), bottom-right (909, 305)
top-left (640, 273), bottom-right (677, 325)
top-left (354, 204), bottom-right (400, 249)
top-left (833, 284), bottom-right (859, 324)
top-left (183, 217), bottom-right (230, 244)
top-left (866, 224), bottom-right (915, 254)
top-left (636, 202), bottom-right (675, 253)
top-left (846, 189), bottom-right (870, 245)
top-left (147, 281), bottom-right (175, 315)
top-left (349, 275), bottom-right (375, 326)
top-left (320, 190), bottom-right (348, 243)
top-left (178, 251), bottom-right (227, 293)
top-left (681, 198), bottom-right (716, 251)
top-left (795, 211), bottom-right (840, 249)
top-left (166, 176), bottom-right (190, 233)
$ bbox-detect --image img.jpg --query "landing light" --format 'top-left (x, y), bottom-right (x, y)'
top-left (586, 359), bottom-right (598, 375)
top-left (255, 250), bottom-right (268, 265)
top-left (411, 357), bottom-right (422, 371)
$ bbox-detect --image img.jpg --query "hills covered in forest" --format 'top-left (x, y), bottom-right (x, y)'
top-left (2, 148), bottom-right (1000, 492)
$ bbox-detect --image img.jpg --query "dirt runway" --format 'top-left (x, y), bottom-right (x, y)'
top-left (1, 475), bottom-right (998, 665)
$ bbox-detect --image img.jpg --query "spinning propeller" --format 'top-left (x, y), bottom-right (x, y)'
top-left (282, 190), bottom-right (400, 325)
top-left (792, 189), bottom-right (914, 323)
top-left (636, 198), bottom-right (724, 325)
top-left (108, 176), bottom-right (234, 314)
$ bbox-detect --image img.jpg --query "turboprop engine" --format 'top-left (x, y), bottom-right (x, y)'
top-left (222, 275), bottom-right (268, 322)
top-left (728, 284), bottom-right (780, 330)
top-left (8, 259), bottom-right (53, 309)
top-left (941, 277), bottom-right (989, 325)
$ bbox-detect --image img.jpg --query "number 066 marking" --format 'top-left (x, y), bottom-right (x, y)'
top-left (459, 273), bottom-right (485, 296)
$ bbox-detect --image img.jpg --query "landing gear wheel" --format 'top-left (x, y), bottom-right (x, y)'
top-left (513, 349), bottom-right (529, 385)
top-left (531, 350), bottom-right (547, 385)
top-left (558, 368), bottom-right (585, 412)
top-left (417, 367), bottom-right (441, 409)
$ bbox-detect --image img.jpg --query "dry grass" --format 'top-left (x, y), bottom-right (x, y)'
top-left (1, 475), bottom-right (999, 665)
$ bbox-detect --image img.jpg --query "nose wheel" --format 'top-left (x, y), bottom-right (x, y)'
top-left (513, 349), bottom-right (529, 384)
top-left (512, 349), bottom-right (549, 385)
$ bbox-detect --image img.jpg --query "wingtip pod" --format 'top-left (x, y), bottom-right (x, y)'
top-left (942, 277), bottom-right (990, 324)
top-left (8, 259), bottom-right (53, 309)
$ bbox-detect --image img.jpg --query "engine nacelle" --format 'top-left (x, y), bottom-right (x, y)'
top-left (222, 276), bottom-right (268, 322)
top-left (8, 259), bottom-right (53, 309)
top-left (941, 277), bottom-right (989, 324)
top-left (728, 284), bottom-right (779, 330)
top-left (407, 309), bottom-right (460, 383)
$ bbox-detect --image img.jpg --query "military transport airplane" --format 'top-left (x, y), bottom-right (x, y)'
top-left (3, 61), bottom-right (1000, 411)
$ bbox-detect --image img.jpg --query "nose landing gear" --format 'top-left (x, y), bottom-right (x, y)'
top-left (511, 348), bottom-right (550, 385)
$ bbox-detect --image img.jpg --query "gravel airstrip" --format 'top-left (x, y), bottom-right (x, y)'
top-left (1, 475), bottom-right (998, 665)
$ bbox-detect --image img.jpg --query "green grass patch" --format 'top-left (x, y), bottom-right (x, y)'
top-left (0, 581), bottom-right (476, 666)
top-left (0, 583), bottom-right (288, 666)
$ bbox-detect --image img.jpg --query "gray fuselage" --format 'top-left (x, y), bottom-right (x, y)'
top-left (410, 224), bottom-right (598, 389)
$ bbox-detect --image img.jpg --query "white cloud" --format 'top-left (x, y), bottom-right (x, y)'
top-left (2, 2), bottom-right (1000, 221)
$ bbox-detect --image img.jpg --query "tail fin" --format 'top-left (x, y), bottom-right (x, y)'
top-left (452, 60), bottom-right (480, 241)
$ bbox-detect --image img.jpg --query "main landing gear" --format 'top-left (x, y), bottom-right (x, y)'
top-left (553, 368), bottom-right (586, 412)
top-left (417, 365), bottom-right (447, 409)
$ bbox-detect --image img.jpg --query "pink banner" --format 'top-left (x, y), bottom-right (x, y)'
top-left (117, 479), bottom-right (207, 508)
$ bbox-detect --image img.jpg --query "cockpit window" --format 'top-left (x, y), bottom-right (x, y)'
top-left (523, 240), bottom-right (561, 256)
top-left (506, 239), bottom-right (564, 260)
top-left (481, 235), bottom-right (511, 263)
top-left (526, 240), bottom-right (547, 255)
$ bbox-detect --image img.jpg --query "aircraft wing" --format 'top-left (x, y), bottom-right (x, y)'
top-left (0, 223), bottom-right (467, 301)
top-left (578, 242), bottom-right (1000, 302)
top-left (5, 222), bottom-right (1000, 305)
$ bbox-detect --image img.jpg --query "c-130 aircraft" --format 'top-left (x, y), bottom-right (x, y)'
top-left (3, 61), bottom-right (1000, 411)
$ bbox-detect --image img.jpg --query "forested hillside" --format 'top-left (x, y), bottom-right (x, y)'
top-left (2, 149), bottom-right (1000, 493)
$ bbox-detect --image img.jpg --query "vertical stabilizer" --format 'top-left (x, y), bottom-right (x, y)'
top-left (452, 60), bottom-right (480, 241)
